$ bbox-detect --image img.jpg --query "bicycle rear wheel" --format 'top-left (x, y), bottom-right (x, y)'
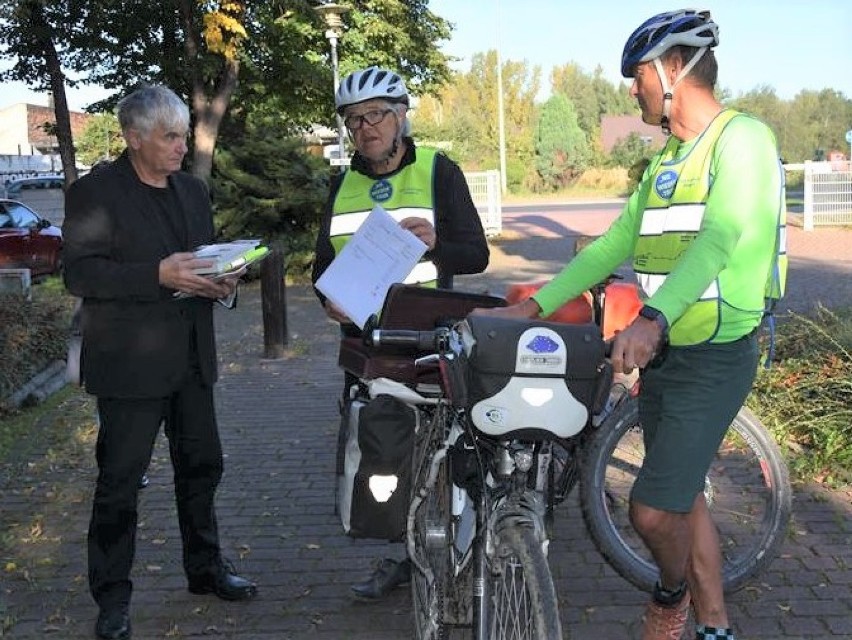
top-left (486, 525), bottom-right (563, 640)
top-left (579, 401), bottom-right (791, 594)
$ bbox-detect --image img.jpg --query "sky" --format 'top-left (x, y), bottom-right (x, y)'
top-left (1, 0), bottom-right (850, 112)
top-left (428, 0), bottom-right (852, 101)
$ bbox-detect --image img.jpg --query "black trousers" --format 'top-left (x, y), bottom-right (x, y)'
top-left (88, 369), bottom-right (224, 608)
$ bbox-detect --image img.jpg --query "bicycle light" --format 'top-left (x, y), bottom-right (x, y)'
top-left (368, 474), bottom-right (398, 502)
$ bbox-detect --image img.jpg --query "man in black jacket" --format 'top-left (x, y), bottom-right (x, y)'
top-left (63, 84), bottom-right (256, 640)
top-left (312, 66), bottom-right (489, 600)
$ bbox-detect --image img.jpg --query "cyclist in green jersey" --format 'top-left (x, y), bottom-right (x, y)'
top-left (474, 10), bottom-right (785, 640)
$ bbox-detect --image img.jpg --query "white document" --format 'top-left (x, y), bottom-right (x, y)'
top-left (315, 205), bottom-right (428, 329)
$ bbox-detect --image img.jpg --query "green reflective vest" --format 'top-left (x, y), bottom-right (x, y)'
top-left (331, 147), bottom-right (439, 286)
top-left (634, 109), bottom-right (787, 345)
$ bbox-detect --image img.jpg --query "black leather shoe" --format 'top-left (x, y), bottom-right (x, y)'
top-left (188, 561), bottom-right (258, 601)
top-left (95, 605), bottom-right (131, 640)
top-left (351, 557), bottom-right (411, 600)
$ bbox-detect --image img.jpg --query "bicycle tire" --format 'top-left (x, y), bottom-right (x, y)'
top-left (411, 407), bottom-right (459, 640)
top-left (579, 400), bottom-right (792, 594)
top-left (486, 525), bottom-right (563, 640)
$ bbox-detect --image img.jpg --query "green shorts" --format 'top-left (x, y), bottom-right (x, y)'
top-left (630, 333), bottom-right (760, 513)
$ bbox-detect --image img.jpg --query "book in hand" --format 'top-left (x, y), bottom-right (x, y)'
top-left (172, 240), bottom-right (270, 300)
top-left (192, 240), bottom-right (270, 276)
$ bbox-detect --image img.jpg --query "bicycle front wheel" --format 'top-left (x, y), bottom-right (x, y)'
top-left (411, 413), bottom-right (454, 639)
top-left (579, 401), bottom-right (792, 594)
top-left (487, 525), bottom-right (562, 640)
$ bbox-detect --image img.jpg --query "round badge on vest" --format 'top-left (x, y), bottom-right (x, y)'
top-left (370, 179), bottom-right (393, 202)
top-left (655, 170), bottom-right (679, 200)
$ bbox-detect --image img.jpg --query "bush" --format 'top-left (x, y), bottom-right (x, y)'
top-left (210, 119), bottom-right (329, 281)
top-left (750, 307), bottom-right (852, 485)
top-left (0, 285), bottom-right (75, 413)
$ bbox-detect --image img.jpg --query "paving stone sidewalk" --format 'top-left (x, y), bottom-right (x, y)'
top-left (1, 218), bottom-right (850, 639)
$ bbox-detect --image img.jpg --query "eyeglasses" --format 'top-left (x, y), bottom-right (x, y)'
top-left (343, 108), bottom-right (394, 131)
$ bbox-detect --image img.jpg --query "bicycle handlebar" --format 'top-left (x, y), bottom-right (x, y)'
top-left (365, 327), bottom-right (448, 351)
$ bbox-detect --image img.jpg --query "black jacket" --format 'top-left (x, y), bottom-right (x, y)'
top-left (63, 151), bottom-right (218, 398)
top-left (312, 139), bottom-right (489, 298)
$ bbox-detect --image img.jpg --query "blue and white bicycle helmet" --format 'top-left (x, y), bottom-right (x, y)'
top-left (335, 66), bottom-right (409, 114)
top-left (621, 9), bottom-right (719, 78)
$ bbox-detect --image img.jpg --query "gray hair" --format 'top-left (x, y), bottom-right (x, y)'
top-left (661, 46), bottom-right (718, 89)
top-left (387, 101), bottom-right (412, 137)
top-left (117, 85), bottom-right (190, 138)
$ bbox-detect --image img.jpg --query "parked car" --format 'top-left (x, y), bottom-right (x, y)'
top-left (3, 176), bottom-right (66, 227)
top-left (0, 199), bottom-right (63, 278)
top-left (4, 176), bottom-right (65, 199)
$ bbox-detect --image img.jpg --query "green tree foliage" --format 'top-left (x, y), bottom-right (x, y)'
top-left (74, 113), bottom-right (124, 166)
top-left (230, 1), bottom-right (452, 141)
top-left (2, 0), bottom-right (453, 183)
top-left (551, 62), bottom-right (635, 153)
top-left (413, 50), bottom-right (538, 189)
top-left (0, 0), bottom-right (82, 183)
top-left (728, 87), bottom-right (852, 163)
top-left (210, 116), bottom-right (329, 277)
top-left (609, 132), bottom-right (659, 169)
top-left (534, 93), bottom-right (589, 191)
top-left (785, 89), bottom-right (852, 162)
top-left (334, 0), bottom-right (451, 90)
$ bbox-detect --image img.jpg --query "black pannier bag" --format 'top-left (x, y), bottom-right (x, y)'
top-left (338, 393), bottom-right (418, 540)
top-left (461, 315), bottom-right (609, 440)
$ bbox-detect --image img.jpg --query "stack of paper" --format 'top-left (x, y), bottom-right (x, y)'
top-left (315, 205), bottom-right (427, 329)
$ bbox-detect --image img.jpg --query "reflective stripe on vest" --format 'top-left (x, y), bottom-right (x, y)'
top-left (634, 110), bottom-right (741, 345)
top-left (331, 148), bottom-right (439, 286)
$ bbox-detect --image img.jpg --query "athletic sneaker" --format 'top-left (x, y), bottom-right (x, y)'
top-left (641, 588), bottom-right (691, 640)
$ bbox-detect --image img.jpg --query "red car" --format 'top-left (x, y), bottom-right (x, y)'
top-left (0, 199), bottom-right (63, 278)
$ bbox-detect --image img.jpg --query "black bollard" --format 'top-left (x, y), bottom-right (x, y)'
top-left (260, 247), bottom-right (287, 358)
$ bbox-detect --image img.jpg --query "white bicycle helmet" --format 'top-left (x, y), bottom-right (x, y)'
top-left (335, 66), bottom-right (409, 114)
top-left (621, 9), bottom-right (719, 78)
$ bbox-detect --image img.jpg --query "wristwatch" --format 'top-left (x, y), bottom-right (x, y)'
top-left (638, 305), bottom-right (668, 335)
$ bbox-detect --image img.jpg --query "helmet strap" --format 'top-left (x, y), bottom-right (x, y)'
top-left (652, 47), bottom-right (707, 135)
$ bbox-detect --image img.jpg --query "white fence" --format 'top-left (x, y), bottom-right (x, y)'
top-left (464, 170), bottom-right (502, 237)
top-left (787, 161), bottom-right (852, 230)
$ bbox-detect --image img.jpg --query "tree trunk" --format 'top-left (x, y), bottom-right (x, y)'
top-left (178, 0), bottom-right (242, 183)
top-left (191, 58), bottom-right (240, 182)
top-left (29, 1), bottom-right (78, 186)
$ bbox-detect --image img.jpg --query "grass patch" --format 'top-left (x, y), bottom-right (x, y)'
top-left (0, 386), bottom-right (95, 464)
top-left (750, 307), bottom-right (852, 486)
top-left (0, 284), bottom-right (75, 411)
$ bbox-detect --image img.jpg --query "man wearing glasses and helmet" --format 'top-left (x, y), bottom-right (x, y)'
top-left (312, 66), bottom-right (489, 599)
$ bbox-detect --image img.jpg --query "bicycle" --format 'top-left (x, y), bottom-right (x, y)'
top-left (341, 284), bottom-right (603, 638)
top-left (507, 276), bottom-right (793, 594)
top-left (338, 281), bottom-right (791, 638)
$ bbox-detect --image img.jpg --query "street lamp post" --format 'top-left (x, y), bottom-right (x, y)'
top-left (315, 2), bottom-right (350, 165)
top-left (496, 0), bottom-right (507, 194)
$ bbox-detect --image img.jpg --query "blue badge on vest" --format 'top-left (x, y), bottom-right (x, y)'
top-left (655, 170), bottom-right (679, 200)
top-left (370, 179), bottom-right (393, 202)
